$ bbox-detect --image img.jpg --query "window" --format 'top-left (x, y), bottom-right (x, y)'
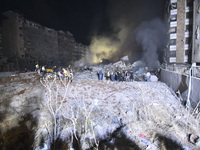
top-left (169, 27), bottom-right (176, 33)
top-left (170, 15), bottom-right (177, 21)
top-left (48, 30), bottom-right (52, 33)
top-left (185, 25), bottom-right (192, 32)
top-left (186, 12), bottom-right (192, 19)
top-left (171, 3), bottom-right (177, 9)
top-left (169, 39), bottom-right (176, 45)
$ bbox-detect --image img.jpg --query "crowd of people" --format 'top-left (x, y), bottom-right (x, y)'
top-left (97, 70), bottom-right (135, 82)
top-left (35, 64), bottom-right (153, 82)
top-left (35, 64), bottom-right (73, 81)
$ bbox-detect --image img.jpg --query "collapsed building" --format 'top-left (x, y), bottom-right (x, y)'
top-left (82, 0), bottom-right (200, 110)
top-left (0, 10), bottom-right (88, 71)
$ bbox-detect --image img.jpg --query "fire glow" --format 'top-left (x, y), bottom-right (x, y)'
top-left (89, 37), bottom-right (119, 64)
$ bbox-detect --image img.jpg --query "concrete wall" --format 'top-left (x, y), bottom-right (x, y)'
top-left (23, 21), bottom-right (59, 62)
top-left (176, 0), bottom-right (186, 63)
top-left (2, 18), bottom-right (19, 59)
top-left (58, 31), bottom-right (75, 66)
top-left (0, 27), bottom-right (2, 54)
top-left (160, 69), bottom-right (200, 109)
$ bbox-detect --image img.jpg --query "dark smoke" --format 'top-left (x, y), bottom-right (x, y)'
top-left (87, 0), bottom-right (168, 66)
top-left (135, 18), bottom-right (167, 70)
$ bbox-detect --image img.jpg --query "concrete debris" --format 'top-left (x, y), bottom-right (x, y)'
top-left (189, 134), bottom-right (199, 144)
top-left (113, 60), bottom-right (126, 68)
top-left (120, 55), bottom-right (129, 61)
top-left (197, 140), bottom-right (200, 147)
top-left (150, 75), bottom-right (158, 82)
top-left (75, 56), bottom-right (159, 82)
top-left (136, 67), bottom-right (146, 74)
top-left (132, 60), bottom-right (146, 72)
top-left (1, 61), bottom-right (199, 149)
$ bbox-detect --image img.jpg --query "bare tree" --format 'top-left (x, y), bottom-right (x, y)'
top-left (36, 76), bottom-right (71, 149)
top-left (35, 76), bottom-right (100, 149)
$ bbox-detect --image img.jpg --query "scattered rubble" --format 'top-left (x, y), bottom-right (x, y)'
top-left (0, 62), bottom-right (200, 149)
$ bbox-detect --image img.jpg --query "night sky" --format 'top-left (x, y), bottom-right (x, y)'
top-left (0, 0), bottom-right (167, 45)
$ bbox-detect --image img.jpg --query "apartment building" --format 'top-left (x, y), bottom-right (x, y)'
top-left (0, 27), bottom-right (3, 59)
top-left (0, 11), bottom-right (85, 71)
top-left (168, 0), bottom-right (193, 64)
top-left (58, 30), bottom-right (75, 66)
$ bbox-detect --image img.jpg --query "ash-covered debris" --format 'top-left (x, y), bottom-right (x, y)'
top-left (1, 61), bottom-right (199, 149)
top-left (74, 55), bottom-right (159, 82)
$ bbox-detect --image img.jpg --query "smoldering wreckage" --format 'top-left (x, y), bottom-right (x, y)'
top-left (0, 56), bottom-right (200, 150)
top-left (37, 56), bottom-right (158, 82)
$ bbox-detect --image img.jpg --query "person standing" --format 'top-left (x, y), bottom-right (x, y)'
top-left (106, 71), bottom-right (110, 80)
top-left (35, 64), bottom-right (39, 71)
top-left (41, 65), bottom-right (46, 76)
top-left (130, 72), bottom-right (134, 82)
top-left (146, 72), bottom-right (151, 82)
top-left (35, 64), bottom-right (40, 75)
top-left (99, 70), bottom-right (103, 80)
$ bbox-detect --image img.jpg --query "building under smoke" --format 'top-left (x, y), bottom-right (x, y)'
top-left (0, 11), bottom-right (87, 71)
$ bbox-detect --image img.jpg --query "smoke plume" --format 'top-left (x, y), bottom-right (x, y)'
top-left (81, 0), bottom-right (167, 66)
top-left (135, 18), bottom-right (167, 70)
top-left (89, 36), bottom-right (119, 64)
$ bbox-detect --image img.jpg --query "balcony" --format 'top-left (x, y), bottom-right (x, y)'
top-left (170, 0), bottom-right (177, 3)
top-left (170, 33), bottom-right (177, 39)
top-left (170, 45), bottom-right (176, 51)
top-left (170, 9), bottom-right (177, 15)
top-left (169, 56), bottom-right (188, 63)
top-left (170, 21), bottom-right (177, 27)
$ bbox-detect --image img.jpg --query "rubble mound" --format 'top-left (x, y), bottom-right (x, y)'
top-left (0, 71), bottom-right (200, 149)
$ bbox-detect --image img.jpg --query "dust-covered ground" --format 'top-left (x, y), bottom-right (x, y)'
top-left (0, 70), bottom-right (200, 150)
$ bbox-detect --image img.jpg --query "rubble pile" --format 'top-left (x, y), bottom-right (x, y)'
top-left (74, 55), bottom-right (159, 82)
top-left (0, 65), bottom-right (200, 149)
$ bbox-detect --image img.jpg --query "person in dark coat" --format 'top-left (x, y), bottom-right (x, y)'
top-left (130, 72), bottom-right (134, 81)
top-left (53, 66), bottom-right (57, 72)
top-left (118, 72), bottom-right (122, 82)
top-left (97, 72), bottom-right (99, 80)
top-left (122, 72), bottom-right (125, 82)
top-left (106, 71), bottom-right (110, 80)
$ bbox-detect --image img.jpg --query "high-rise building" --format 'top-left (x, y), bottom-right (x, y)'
top-left (167, 0), bottom-right (193, 64)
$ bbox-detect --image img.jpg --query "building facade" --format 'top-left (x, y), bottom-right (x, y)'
top-left (167, 0), bottom-right (193, 64)
top-left (0, 11), bottom-right (86, 71)
top-left (58, 30), bottom-right (75, 66)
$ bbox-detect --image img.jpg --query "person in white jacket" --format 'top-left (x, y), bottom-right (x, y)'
top-left (146, 72), bottom-right (151, 82)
